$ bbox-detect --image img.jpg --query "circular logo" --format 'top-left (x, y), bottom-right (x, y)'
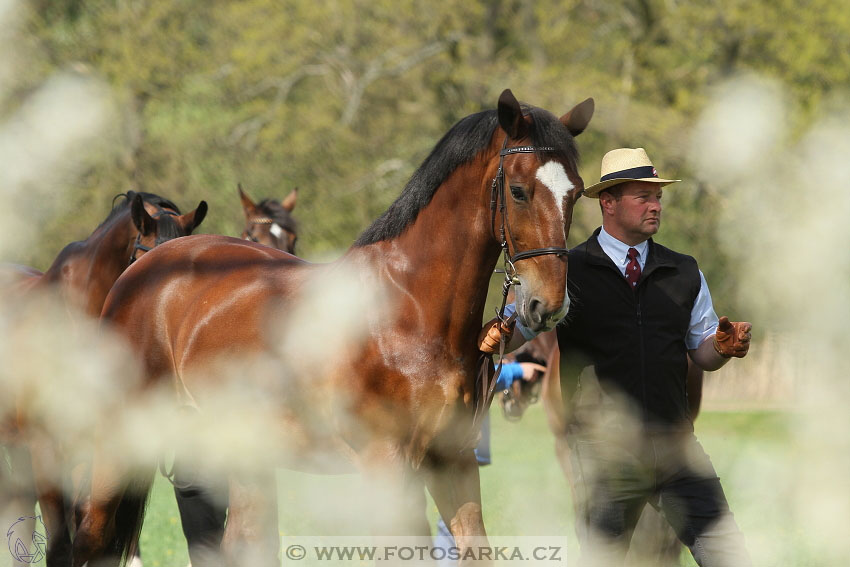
top-left (285, 544), bottom-right (306, 560)
top-left (6, 516), bottom-right (49, 564)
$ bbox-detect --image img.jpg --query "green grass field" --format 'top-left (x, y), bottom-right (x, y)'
top-left (135, 408), bottom-right (795, 567)
top-left (3, 408), bottom-right (801, 567)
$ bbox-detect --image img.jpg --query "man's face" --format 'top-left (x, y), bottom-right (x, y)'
top-left (600, 181), bottom-right (663, 244)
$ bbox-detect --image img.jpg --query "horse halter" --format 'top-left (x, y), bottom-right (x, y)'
top-left (129, 209), bottom-right (180, 264)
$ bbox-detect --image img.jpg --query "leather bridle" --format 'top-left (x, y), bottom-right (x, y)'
top-left (490, 136), bottom-right (569, 290)
top-left (471, 136), bottom-right (571, 443)
top-left (129, 209), bottom-right (180, 265)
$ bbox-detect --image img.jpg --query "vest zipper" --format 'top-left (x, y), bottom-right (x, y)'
top-left (636, 291), bottom-right (648, 411)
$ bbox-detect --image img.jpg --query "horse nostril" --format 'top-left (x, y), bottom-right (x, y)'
top-left (528, 298), bottom-right (545, 325)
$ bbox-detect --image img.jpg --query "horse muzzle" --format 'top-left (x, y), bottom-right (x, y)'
top-left (516, 290), bottom-right (569, 333)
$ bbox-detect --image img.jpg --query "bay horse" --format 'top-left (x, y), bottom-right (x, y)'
top-left (74, 89), bottom-right (594, 566)
top-left (238, 184), bottom-right (298, 253)
top-left (0, 191), bottom-right (207, 566)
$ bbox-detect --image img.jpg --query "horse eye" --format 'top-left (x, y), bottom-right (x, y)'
top-left (509, 185), bottom-right (527, 202)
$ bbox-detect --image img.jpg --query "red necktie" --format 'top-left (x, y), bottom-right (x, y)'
top-left (625, 247), bottom-right (641, 288)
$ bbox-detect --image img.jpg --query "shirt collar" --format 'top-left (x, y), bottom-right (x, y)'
top-left (598, 225), bottom-right (649, 268)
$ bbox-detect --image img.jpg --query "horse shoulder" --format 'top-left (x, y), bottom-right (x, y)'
top-left (40, 241), bottom-right (86, 284)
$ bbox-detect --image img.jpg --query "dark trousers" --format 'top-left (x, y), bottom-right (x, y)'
top-left (568, 430), bottom-right (751, 567)
top-left (173, 461), bottom-right (229, 566)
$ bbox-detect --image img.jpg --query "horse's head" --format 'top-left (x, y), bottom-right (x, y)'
top-left (129, 192), bottom-right (208, 263)
top-left (493, 89), bottom-right (593, 333)
top-left (238, 184), bottom-right (299, 253)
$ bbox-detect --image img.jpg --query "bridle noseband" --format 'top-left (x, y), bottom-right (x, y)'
top-left (129, 209), bottom-right (180, 264)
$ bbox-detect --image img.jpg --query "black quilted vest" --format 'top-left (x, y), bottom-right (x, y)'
top-left (557, 228), bottom-right (702, 428)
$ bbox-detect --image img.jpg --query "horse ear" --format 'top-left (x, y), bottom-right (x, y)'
top-left (560, 97), bottom-right (595, 136)
top-left (238, 183), bottom-right (257, 217)
top-left (131, 194), bottom-right (156, 235)
top-left (180, 200), bottom-right (208, 233)
top-left (281, 187), bottom-right (297, 212)
top-left (497, 89), bottom-right (526, 139)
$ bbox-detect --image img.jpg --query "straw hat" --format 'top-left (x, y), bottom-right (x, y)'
top-left (583, 148), bottom-right (680, 198)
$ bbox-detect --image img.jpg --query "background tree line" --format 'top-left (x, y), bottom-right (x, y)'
top-left (3, 0), bottom-right (849, 316)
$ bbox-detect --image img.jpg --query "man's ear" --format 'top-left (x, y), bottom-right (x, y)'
top-left (598, 191), bottom-right (616, 215)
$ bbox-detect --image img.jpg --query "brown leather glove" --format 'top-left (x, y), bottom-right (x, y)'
top-left (478, 315), bottom-right (516, 354)
top-left (713, 316), bottom-right (752, 358)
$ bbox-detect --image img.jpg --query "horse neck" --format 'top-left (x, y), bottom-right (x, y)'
top-left (355, 159), bottom-right (501, 353)
top-left (42, 209), bottom-right (136, 316)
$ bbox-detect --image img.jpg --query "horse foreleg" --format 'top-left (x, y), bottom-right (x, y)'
top-left (73, 491), bottom-right (122, 567)
top-left (28, 437), bottom-right (73, 567)
top-left (356, 440), bottom-right (434, 566)
top-left (72, 454), bottom-right (151, 567)
top-left (1, 444), bottom-right (38, 567)
top-left (221, 472), bottom-right (278, 567)
top-left (424, 448), bottom-right (488, 565)
top-left (357, 438), bottom-right (432, 537)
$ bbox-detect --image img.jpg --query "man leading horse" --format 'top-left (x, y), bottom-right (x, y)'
top-left (480, 147), bottom-right (753, 567)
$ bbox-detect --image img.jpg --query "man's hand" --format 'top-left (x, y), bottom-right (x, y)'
top-left (713, 316), bottom-right (752, 358)
top-left (518, 362), bottom-right (547, 381)
top-left (478, 315), bottom-right (516, 354)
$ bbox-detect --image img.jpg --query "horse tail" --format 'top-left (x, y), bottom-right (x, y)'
top-left (110, 470), bottom-right (154, 566)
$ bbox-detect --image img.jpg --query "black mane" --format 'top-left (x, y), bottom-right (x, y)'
top-left (354, 105), bottom-right (579, 247)
top-left (255, 198), bottom-right (298, 235)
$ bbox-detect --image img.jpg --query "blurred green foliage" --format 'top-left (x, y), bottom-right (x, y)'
top-left (6, 0), bottom-right (849, 315)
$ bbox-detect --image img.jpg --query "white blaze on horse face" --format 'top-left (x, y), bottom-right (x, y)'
top-left (270, 223), bottom-right (284, 239)
top-left (535, 161), bottom-right (574, 225)
top-left (535, 161), bottom-right (573, 323)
